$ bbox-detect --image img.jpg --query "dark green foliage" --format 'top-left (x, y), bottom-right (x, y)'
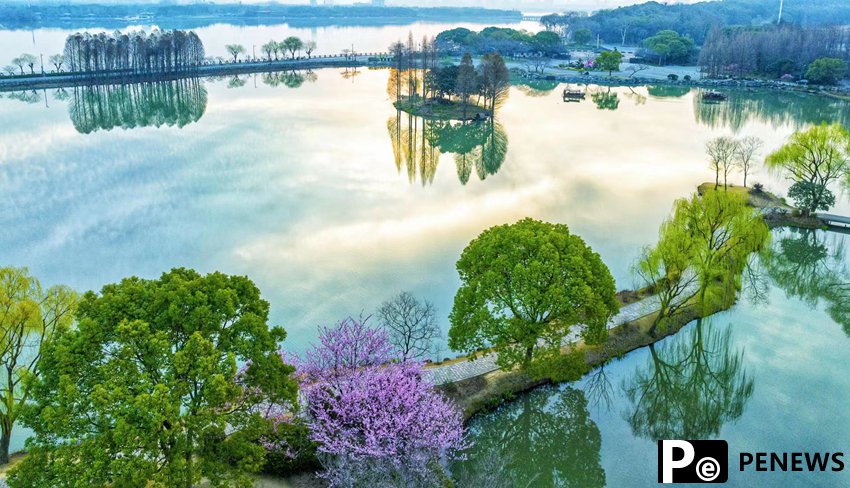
top-left (262, 420), bottom-right (321, 477)
top-left (642, 30), bottom-right (695, 65)
top-left (541, 0), bottom-right (850, 46)
top-left (788, 181), bottom-right (836, 214)
top-left (572, 28), bottom-right (592, 46)
top-left (436, 27), bottom-right (564, 56)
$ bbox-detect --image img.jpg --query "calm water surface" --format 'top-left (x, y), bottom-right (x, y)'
top-left (2, 23), bottom-right (850, 463)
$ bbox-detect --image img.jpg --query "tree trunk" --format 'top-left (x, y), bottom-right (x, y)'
top-left (0, 426), bottom-right (11, 465)
top-left (714, 170), bottom-right (719, 190)
top-left (525, 345), bottom-right (534, 365)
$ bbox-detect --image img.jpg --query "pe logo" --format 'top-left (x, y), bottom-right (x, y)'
top-left (658, 440), bottom-right (728, 484)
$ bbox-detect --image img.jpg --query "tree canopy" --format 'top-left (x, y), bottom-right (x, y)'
top-left (9, 268), bottom-right (297, 488)
top-left (449, 218), bottom-right (619, 372)
top-left (765, 123), bottom-right (850, 214)
top-left (0, 268), bottom-right (77, 464)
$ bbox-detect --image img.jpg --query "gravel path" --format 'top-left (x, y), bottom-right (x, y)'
top-left (424, 293), bottom-right (668, 386)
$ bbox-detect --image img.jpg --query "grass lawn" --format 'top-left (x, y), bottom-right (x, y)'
top-left (697, 182), bottom-right (789, 209)
top-left (394, 97), bottom-right (487, 121)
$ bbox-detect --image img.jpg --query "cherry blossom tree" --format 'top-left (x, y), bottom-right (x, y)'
top-left (268, 319), bottom-right (467, 487)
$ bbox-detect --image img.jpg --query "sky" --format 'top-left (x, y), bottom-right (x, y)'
top-left (8, 0), bottom-right (715, 10)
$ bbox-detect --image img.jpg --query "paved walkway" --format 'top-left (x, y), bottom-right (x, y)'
top-left (424, 293), bottom-right (665, 386)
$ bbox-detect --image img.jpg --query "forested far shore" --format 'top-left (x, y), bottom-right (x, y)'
top-left (541, 0), bottom-right (850, 46)
top-left (0, 3), bottom-right (521, 29)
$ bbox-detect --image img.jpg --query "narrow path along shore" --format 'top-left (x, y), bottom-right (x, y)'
top-left (424, 291), bottom-right (673, 386)
top-left (0, 53), bottom-right (393, 92)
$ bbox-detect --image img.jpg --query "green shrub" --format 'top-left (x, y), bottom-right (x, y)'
top-left (262, 418), bottom-right (321, 477)
top-left (527, 349), bottom-right (590, 383)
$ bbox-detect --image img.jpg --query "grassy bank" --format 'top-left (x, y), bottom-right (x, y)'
top-left (393, 97), bottom-right (488, 121)
top-left (437, 300), bottom-right (718, 420)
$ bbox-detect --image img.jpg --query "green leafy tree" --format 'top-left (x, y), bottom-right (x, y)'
top-left (805, 58), bottom-right (848, 86)
top-left (282, 37), bottom-right (304, 59)
top-left (595, 50), bottom-right (623, 76)
top-left (9, 268), bottom-right (297, 488)
top-left (0, 268), bottom-right (76, 464)
top-left (788, 181), bottom-right (835, 214)
top-left (635, 190), bottom-right (769, 335)
top-left (448, 218), bottom-right (619, 372)
top-left (225, 44), bottom-right (246, 62)
top-left (572, 28), bottom-right (593, 46)
top-left (765, 123), bottom-right (850, 214)
top-left (642, 30), bottom-right (694, 65)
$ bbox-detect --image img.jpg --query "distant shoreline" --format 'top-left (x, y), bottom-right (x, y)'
top-left (0, 4), bottom-right (522, 30)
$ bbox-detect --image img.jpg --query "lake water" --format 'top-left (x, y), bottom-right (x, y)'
top-left (2, 21), bottom-right (850, 471)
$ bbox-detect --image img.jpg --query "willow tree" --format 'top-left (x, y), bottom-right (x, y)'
top-left (635, 190), bottom-right (770, 335)
top-left (449, 218), bottom-right (619, 372)
top-left (0, 268), bottom-right (77, 465)
top-left (765, 123), bottom-right (850, 214)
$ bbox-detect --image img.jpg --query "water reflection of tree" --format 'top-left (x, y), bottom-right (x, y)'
top-left (591, 87), bottom-right (620, 111)
top-left (694, 89), bottom-right (850, 132)
top-left (454, 386), bottom-right (605, 488)
top-left (622, 318), bottom-right (754, 440)
top-left (68, 78), bottom-right (207, 134)
top-left (765, 229), bottom-right (850, 334)
top-left (262, 70), bottom-right (317, 89)
top-left (387, 112), bottom-right (508, 186)
top-left (647, 85), bottom-right (691, 99)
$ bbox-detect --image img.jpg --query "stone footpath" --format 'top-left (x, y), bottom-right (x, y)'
top-left (424, 293), bottom-right (665, 386)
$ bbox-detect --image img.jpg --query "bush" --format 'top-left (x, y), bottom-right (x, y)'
top-left (527, 350), bottom-right (590, 383)
top-left (667, 73), bottom-right (679, 81)
top-left (262, 419), bottom-right (321, 477)
top-left (683, 74), bottom-right (692, 81)
top-left (752, 182), bottom-right (764, 193)
top-left (805, 58), bottom-right (848, 86)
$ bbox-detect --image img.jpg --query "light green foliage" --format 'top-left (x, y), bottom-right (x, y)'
top-left (0, 268), bottom-right (76, 464)
top-left (765, 123), bottom-right (850, 213)
top-left (642, 30), bottom-right (694, 65)
top-left (12, 53), bottom-right (36, 74)
top-left (449, 218), bottom-right (619, 372)
top-left (805, 58), bottom-right (848, 86)
top-left (595, 50), bottom-right (623, 76)
top-left (635, 191), bottom-right (770, 335)
top-left (8, 268), bottom-right (297, 488)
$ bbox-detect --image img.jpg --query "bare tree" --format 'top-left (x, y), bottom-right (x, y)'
top-left (625, 63), bottom-right (650, 78)
top-left (735, 136), bottom-right (764, 188)
top-left (706, 136), bottom-right (739, 190)
top-left (376, 291), bottom-right (439, 361)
